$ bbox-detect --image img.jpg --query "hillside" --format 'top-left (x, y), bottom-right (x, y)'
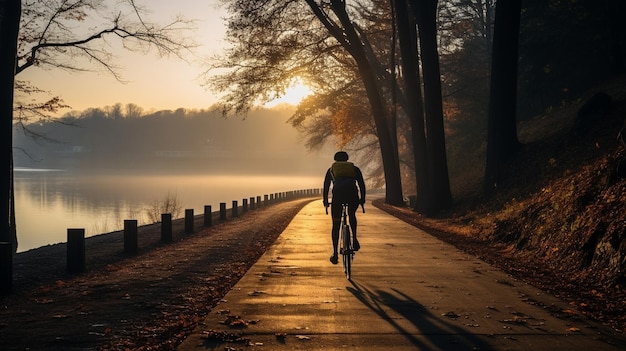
top-left (377, 75), bottom-right (626, 333)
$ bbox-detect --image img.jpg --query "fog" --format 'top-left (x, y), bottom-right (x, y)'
top-left (13, 106), bottom-right (332, 176)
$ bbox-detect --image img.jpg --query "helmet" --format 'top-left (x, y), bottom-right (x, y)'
top-left (334, 151), bottom-right (349, 161)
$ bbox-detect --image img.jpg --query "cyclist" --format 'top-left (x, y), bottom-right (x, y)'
top-left (323, 151), bottom-right (366, 265)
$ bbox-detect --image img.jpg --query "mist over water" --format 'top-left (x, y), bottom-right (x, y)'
top-left (11, 107), bottom-right (339, 252)
top-left (14, 168), bottom-right (322, 253)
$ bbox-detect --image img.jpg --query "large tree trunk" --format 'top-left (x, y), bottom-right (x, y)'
top-left (410, 0), bottom-right (452, 212)
top-left (364, 67), bottom-right (405, 206)
top-left (314, 0), bottom-right (405, 205)
top-left (0, 0), bottom-right (20, 253)
top-left (0, 0), bottom-right (21, 295)
top-left (484, 0), bottom-right (522, 191)
top-left (347, 26), bottom-right (404, 206)
top-left (394, 0), bottom-right (432, 212)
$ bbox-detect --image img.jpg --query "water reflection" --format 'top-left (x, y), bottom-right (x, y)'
top-left (14, 169), bottom-right (320, 253)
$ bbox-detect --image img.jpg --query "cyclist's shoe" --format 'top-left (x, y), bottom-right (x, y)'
top-left (330, 254), bottom-right (338, 265)
top-left (353, 238), bottom-right (360, 251)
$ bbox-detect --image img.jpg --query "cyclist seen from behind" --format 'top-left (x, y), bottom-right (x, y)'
top-left (323, 151), bottom-right (366, 265)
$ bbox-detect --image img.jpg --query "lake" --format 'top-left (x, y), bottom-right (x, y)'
top-left (14, 168), bottom-right (322, 253)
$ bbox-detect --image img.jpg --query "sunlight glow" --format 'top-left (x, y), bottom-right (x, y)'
top-left (265, 78), bottom-right (313, 108)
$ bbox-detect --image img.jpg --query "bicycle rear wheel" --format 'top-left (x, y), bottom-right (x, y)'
top-left (341, 223), bottom-right (352, 280)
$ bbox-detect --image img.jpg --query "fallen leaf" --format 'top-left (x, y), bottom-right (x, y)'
top-left (221, 315), bottom-right (249, 328)
top-left (442, 311), bottom-right (460, 319)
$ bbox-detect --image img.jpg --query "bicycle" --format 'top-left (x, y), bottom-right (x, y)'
top-left (326, 202), bottom-right (364, 280)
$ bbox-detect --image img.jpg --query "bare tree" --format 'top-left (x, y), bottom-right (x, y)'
top-left (125, 103), bottom-right (144, 119)
top-left (15, 0), bottom-right (196, 120)
top-left (17, 0), bottom-right (195, 76)
top-left (4, 0), bottom-right (196, 261)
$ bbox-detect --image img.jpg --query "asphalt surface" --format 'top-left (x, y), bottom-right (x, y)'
top-left (177, 199), bottom-right (626, 350)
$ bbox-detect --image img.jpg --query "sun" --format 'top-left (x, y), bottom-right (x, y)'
top-left (264, 78), bottom-right (313, 108)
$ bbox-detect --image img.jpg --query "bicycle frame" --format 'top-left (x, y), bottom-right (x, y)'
top-left (326, 202), bottom-right (363, 280)
top-left (339, 203), bottom-right (353, 279)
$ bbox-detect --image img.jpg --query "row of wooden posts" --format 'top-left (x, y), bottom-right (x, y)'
top-left (1, 188), bottom-right (321, 295)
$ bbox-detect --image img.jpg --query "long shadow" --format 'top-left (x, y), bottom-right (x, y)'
top-left (347, 280), bottom-right (495, 351)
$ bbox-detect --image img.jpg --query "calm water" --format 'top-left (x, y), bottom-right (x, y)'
top-left (14, 168), bottom-right (321, 253)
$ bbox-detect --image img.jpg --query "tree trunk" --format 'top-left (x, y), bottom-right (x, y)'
top-left (484, 0), bottom-right (522, 191)
top-left (411, 0), bottom-right (452, 212)
top-left (395, 0), bottom-right (432, 212)
top-left (352, 36), bottom-right (404, 206)
top-left (0, 0), bottom-right (21, 253)
top-left (389, 0), bottom-right (399, 176)
top-left (324, 0), bottom-right (405, 205)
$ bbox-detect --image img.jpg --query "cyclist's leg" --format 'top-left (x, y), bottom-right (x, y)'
top-left (330, 202), bottom-right (342, 263)
top-left (347, 202), bottom-right (360, 250)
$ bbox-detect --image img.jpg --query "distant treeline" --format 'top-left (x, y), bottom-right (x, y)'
top-left (13, 106), bottom-right (327, 174)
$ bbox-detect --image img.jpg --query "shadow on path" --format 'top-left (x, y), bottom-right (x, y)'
top-left (347, 280), bottom-right (494, 351)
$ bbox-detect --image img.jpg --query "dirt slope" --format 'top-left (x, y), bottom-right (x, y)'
top-left (376, 78), bottom-right (626, 333)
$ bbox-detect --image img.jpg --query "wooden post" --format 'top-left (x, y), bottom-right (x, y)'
top-left (185, 209), bottom-right (194, 234)
top-left (242, 198), bottom-right (248, 213)
top-left (67, 229), bottom-right (85, 273)
top-left (264, 194), bottom-right (269, 206)
top-left (257, 196), bottom-right (262, 208)
top-left (124, 220), bottom-right (138, 255)
top-left (232, 200), bottom-right (238, 218)
top-left (250, 197), bottom-right (256, 210)
top-left (161, 213), bottom-right (172, 243)
top-left (0, 242), bottom-right (12, 295)
top-left (220, 202), bottom-right (227, 220)
top-left (204, 205), bottom-right (212, 227)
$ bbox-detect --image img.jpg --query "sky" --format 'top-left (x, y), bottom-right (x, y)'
top-left (17, 1), bottom-right (286, 114)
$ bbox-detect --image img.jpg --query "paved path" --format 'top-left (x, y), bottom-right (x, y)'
top-left (177, 200), bottom-right (626, 350)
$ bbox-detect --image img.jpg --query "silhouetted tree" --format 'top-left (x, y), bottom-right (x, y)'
top-left (399, 0), bottom-right (452, 212)
top-left (394, 0), bottom-right (430, 211)
top-left (484, 0), bottom-right (522, 191)
top-left (3, 0), bottom-right (195, 282)
top-left (15, 0), bottom-right (195, 122)
top-left (1, 0), bottom-right (21, 280)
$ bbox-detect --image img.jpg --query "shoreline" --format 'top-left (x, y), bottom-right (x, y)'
top-left (11, 192), bottom-right (319, 293)
top-left (14, 168), bottom-right (323, 253)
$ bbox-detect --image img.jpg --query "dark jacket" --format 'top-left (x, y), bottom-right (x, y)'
top-left (323, 161), bottom-right (366, 205)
